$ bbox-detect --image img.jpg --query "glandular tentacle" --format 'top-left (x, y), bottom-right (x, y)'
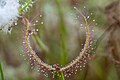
top-left (60, 13), bottom-right (94, 77)
top-left (23, 17), bottom-right (56, 77)
top-left (22, 7), bottom-right (95, 77)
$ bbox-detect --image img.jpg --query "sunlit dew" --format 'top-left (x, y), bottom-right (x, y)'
top-left (87, 16), bottom-right (90, 19)
top-left (41, 22), bottom-right (44, 24)
top-left (19, 50), bottom-right (28, 63)
top-left (80, 24), bottom-right (83, 26)
top-left (36, 29), bottom-right (39, 32)
top-left (40, 15), bottom-right (42, 17)
top-left (36, 20), bottom-right (38, 23)
top-left (93, 19), bottom-right (95, 22)
top-left (22, 17), bottom-right (60, 77)
top-left (74, 6), bottom-right (77, 9)
top-left (31, 14), bottom-right (44, 26)
top-left (91, 13), bottom-right (93, 15)
top-left (92, 30), bottom-right (95, 32)
top-left (84, 6), bottom-right (86, 9)
top-left (15, 22), bottom-right (18, 26)
top-left (80, 24), bottom-right (84, 29)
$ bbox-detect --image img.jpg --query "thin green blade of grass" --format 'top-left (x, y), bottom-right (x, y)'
top-left (61, 71), bottom-right (65, 80)
top-left (55, 0), bottom-right (66, 80)
top-left (32, 35), bottom-right (49, 53)
top-left (55, 0), bottom-right (68, 66)
top-left (0, 63), bottom-right (4, 80)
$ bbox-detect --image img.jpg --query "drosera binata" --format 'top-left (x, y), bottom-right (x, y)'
top-left (22, 6), bottom-right (97, 78)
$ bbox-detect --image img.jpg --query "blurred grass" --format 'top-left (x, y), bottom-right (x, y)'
top-left (32, 35), bottom-right (49, 53)
top-left (0, 63), bottom-right (4, 80)
top-left (55, 0), bottom-right (68, 65)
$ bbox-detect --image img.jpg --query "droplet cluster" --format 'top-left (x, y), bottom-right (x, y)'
top-left (60, 24), bottom-right (94, 77)
top-left (22, 17), bottom-right (56, 77)
top-left (22, 6), bottom-right (96, 78)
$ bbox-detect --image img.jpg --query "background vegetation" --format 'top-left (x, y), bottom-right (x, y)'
top-left (0, 0), bottom-right (120, 80)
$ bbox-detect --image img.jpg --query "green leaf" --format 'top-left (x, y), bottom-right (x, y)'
top-left (19, 0), bottom-right (33, 14)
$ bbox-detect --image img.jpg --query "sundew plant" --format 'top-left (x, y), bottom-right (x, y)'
top-left (0, 0), bottom-right (120, 80)
top-left (22, 8), bottom-right (95, 78)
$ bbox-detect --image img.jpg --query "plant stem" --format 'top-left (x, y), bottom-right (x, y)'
top-left (0, 63), bottom-right (4, 80)
top-left (54, 72), bottom-right (65, 80)
top-left (61, 71), bottom-right (65, 80)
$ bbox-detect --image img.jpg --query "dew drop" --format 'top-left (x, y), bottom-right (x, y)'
top-left (36, 29), bottom-right (39, 32)
top-left (84, 6), bottom-right (86, 9)
top-left (40, 15), bottom-right (42, 17)
top-left (74, 6), bottom-right (77, 9)
top-left (41, 22), bottom-right (44, 24)
top-left (92, 30), bottom-right (94, 32)
top-left (91, 48), bottom-right (94, 50)
top-left (36, 20), bottom-right (38, 23)
top-left (15, 22), bottom-right (17, 25)
top-left (87, 16), bottom-right (90, 19)
top-left (93, 19), bottom-right (95, 22)
top-left (80, 24), bottom-right (83, 26)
